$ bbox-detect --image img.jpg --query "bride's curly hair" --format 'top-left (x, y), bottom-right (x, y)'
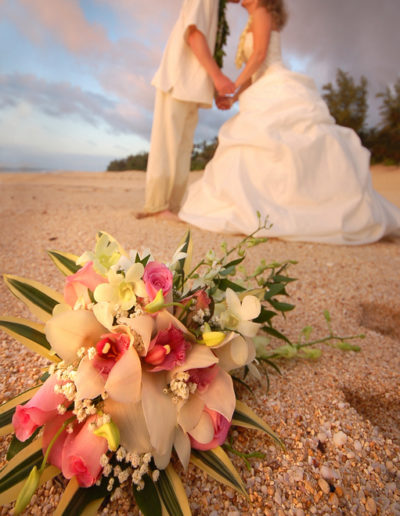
top-left (258, 0), bottom-right (288, 30)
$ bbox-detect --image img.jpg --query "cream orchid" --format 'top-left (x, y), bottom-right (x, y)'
top-left (77, 233), bottom-right (121, 275)
top-left (45, 309), bottom-right (107, 364)
top-left (94, 263), bottom-right (147, 311)
top-left (211, 332), bottom-right (256, 372)
top-left (218, 288), bottom-right (261, 337)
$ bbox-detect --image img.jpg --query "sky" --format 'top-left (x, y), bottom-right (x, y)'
top-left (0, 0), bottom-right (399, 172)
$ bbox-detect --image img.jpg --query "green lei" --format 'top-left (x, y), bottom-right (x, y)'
top-left (214, 0), bottom-right (230, 68)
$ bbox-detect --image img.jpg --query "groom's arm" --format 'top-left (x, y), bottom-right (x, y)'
top-left (186, 26), bottom-right (235, 96)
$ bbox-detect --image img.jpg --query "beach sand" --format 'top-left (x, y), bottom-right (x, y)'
top-left (0, 165), bottom-right (399, 515)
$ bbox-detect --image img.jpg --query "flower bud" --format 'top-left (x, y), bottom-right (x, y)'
top-left (14, 466), bottom-right (40, 515)
top-left (93, 421), bottom-right (120, 452)
top-left (144, 289), bottom-right (165, 313)
top-left (301, 348), bottom-right (322, 360)
top-left (336, 341), bottom-right (361, 352)
top-left (201, 331), bottom-right (226, 348)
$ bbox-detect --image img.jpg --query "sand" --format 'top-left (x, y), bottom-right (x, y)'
top-left (0, 165), bottom-right (399, 515)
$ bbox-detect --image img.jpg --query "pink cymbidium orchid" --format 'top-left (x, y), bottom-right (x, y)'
top-left (144, 325), bottom-right (191, 372)
top-left (74, 327), bottom-right (142, 404)
top-left (170, 345), bottom-right (235, 468)
top-left (45, 309), bottom-right (107, 364)
top-left (210, 331), bottom-right (256, 372)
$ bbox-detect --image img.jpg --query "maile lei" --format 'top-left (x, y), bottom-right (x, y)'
top-left (214, 0), bottom-right (230, 68)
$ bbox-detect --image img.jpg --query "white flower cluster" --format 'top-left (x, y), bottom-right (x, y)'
top-left (51, 361), bottom-right (78, 406)
top-left (165, 372), bottom-right (197, 403)
top-left (73, 399), bottom-right (98, 423)
top-left (191, 307), bottom-right (211, 325)
top-left (98, 447), bottom-right (157, 492)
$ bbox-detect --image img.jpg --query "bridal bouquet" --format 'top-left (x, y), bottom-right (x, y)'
top-left (0, 227), bottom-right (297, 515)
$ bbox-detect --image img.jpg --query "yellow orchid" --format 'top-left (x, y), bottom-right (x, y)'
top-left (77, 233), bottom-right (121, 275)
top-left (94, 263), bottom-right (147, 311)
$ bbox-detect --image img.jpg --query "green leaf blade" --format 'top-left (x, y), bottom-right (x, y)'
top-left (190, 446), bottom-right (247, 498)
top-left (47, 250), bottom-right (80, 276)
top-left (3, 275), bottom-right (64, 322)
top-left (132, 474), bottom-right (162, 516)
top-left (232, 400), bottom-right (284, 450)
top-left (156, 465), bottom-right (191, 516)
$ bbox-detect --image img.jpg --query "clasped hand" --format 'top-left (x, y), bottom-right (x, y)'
top-left (215, 94), bottom-right (235, 110)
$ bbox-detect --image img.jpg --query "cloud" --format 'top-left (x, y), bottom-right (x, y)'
top-left (0, 73), bottom-right (151, 135)
top-left (284, 0), bottom-right (400, 89)
top-left (18, 0), bottom-right (110, 55)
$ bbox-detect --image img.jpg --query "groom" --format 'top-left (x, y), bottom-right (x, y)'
top-left (138, 0), bottom-right (239, 219)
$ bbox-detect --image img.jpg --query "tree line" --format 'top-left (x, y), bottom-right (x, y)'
top-left (107, 69), bottom-right (400, 172)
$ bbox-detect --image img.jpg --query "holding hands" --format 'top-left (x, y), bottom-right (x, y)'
top-left (215, 94), bottom-right (234, 110)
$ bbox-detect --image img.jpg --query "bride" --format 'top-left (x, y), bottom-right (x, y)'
top-left (178, 0), bottom-right (400, 245)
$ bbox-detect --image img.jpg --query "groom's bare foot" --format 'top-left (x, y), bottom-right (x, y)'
top-left (134, 211), bottom-right (153, 219)
top-left (154, 210), bottom-right (182, 222)
top-left (134, 210), bottom-right (183, 222)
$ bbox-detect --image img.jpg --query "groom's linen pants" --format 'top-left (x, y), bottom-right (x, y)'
top-left (144, 89), bottom-right (199, 213)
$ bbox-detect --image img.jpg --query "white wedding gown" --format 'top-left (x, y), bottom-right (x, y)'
top-left (179, 31), bottom-right (400, 244)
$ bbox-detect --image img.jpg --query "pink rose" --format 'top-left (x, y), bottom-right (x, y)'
top-left (145, 325), bottom-right (190, 372)
top-left (189, 407), bottom-right (231, 451)
top-left (64, 261), bottom-right (106, 308)
top-left (143, 261), bottom-right (173, 301)
top-left (12, 375), bottom-right (69, 442)
top-left (61, 416), bottom-right (108, 487)
top-left (92, 332), bottom-right (131, 377)
top-left (42, 412), bottom-right (72, 470)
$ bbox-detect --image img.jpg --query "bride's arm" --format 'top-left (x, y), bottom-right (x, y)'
top-left (234, 8), bottom-right (272, 90)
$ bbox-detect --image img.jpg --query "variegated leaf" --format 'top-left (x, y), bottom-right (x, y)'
top-left (0, 316), bottom-right (59, 362)
top-left (190, 446), bottom-right (247, 498)
top-left (53, 476), bottom-right (107, 516)
top-left (232, 400), bottom-right (284, 449)
top-left (0, 465), bottom-right (59, 506)
top-left (156, 464), bottom-right (191, 516)
top-left (47, 250), bottom-right (80, 276)
top-left (132, 473), bottom-right (162, 516)
top-left (3, 274), bottom-right (64, 322)
top-left (0, 437), bottom-right (50, 507)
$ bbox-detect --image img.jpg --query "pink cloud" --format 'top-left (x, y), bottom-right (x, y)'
top-left (20, 0), bottom-right (110, 55)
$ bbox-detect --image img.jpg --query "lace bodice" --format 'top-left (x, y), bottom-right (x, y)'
top-left (243, 30), bottom-right (282, 81)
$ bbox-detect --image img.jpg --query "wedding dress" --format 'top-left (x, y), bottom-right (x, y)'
top-left (178, 31), bottom-right (400, 244)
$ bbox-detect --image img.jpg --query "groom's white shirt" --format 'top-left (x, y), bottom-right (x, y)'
top-left (151, 0), bottom-right (218, 108)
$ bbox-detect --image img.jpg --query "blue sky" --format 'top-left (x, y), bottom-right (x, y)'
top-left (0, 0), bottom-right (399, 172)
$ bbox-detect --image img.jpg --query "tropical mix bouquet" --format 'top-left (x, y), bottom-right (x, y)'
top-left (0, 223), bottom-right (361, 515)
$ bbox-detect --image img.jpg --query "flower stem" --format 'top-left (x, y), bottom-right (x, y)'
top-left (297, 333), bottom-right (365, 349)
top-left (223, 440), bottom-right (265, 472)
top-left (40, 416), bottom-right (75, 473)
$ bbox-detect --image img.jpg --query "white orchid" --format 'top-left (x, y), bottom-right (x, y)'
top-left (217, 288), bottom-right (261, 337)
top-left (112, 248), bottom-right (154, 274)
top-left (165, 242), bottom-right (187, 271)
